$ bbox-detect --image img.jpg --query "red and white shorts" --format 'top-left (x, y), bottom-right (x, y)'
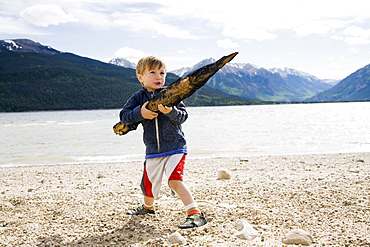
top-left (140, 153), bottom-right (186, 198)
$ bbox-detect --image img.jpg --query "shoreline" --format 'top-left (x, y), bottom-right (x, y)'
top-left (2, 149), bottom-right (368, 169)
top-left (1, 152), bottom-right (369, 246)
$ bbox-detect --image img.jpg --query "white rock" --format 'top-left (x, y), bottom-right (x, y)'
top-left (168, 232), bottom-right (186, 245)
top-left (218, 203), bottom-right (237, 208)
top-left (235, 220), bottom-right (258, 240)
top-left (236, 219), bottom-right (253, 231)
top-left (217, 169), bottom-right (231, 179)
top-left (282, 229), bottom-right (313, 246)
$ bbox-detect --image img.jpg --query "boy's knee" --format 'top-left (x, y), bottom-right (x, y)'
top-left (168, 180), bottom-right (182, 190)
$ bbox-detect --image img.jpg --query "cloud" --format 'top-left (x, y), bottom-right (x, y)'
top-left (114, 46), bottom-right (146, 58)
top-left (156, 1), bottom-right (281, 41)
top-left (330, 26), bottom-right (370, 45)
top-left (68, 9), bottom-right (112, 29)
top-left (0, 16), bottom-right (46, 35)
top-left (342, 26), bottom-right (370, 45)
top-left (112, 12), bottom-right (199, 40)
top-left (20, 4), bottom-right (78, 27)
top-left (294, 19), bottom-right (349, 36)
top-left (153, 0), bottom-right (370, 43)
top-left (222, 26), bottom-right (278, 41)
top-left (330, 35), bottom-right (344, 41)
top-left (176, 48), bottom-right (199, 55)
top-left (217, 38), bottom-right (239, 49)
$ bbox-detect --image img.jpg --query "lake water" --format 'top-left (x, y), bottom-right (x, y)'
top-left (1, 102), bottom-right (369, 167)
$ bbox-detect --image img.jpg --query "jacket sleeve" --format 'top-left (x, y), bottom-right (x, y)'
top-left (165, 101), bottom-right (188, 125)
top-left (119, 93), bottom-right (145, 124)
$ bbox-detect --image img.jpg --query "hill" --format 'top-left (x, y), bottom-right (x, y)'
top-left (307, 63), bottom-right (370, 102)
top-left (0, 45), bottom-right (139, 112)
top-left (0, 39), bottom-right (60, 54)
top-left (0, 39), bottom-right (255, 112)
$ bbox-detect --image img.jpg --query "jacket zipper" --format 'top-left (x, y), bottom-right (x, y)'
top-left (150, 91), bottom-right (161, 152)
top-left (155, 117), bottom-right (160, 152)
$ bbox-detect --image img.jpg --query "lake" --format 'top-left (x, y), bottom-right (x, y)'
top-left (1, 102), bottom-right (369, 167)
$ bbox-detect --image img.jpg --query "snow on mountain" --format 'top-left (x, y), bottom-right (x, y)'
top-left (0, 39), bottom-right (60, 54)
top-left (108, 55), bottom-right (333, 89)
top-left (171, 59), bottom-right (262, 77)
top-left (221, 63), bottom-right (261, 75)
top-left (170, 58), bottom-right (328, 84)
top-left (187, 58), bottom-right (216, 73)
top-left (168, 56), bottom-right (334, 102)
top-left (171, 58), bottom-right (215, 77)
top-left (228, 62), bottom-right (260, 70)
top-left (172, 58), bottom-right (257, 77)
top-left (3, 40), bottom-right (22, 50)
top-left (108, 58), bottom-right (136, 69)
top-left (269, 67), bottom-right (320, 81)
top-left (171, 67), bottom-right (191, 77)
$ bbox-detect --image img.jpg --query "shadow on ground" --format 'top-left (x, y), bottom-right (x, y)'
top-left (36, 216), bottom-right (174, 246)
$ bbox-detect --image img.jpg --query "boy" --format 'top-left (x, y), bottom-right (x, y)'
top-left (120, 55), bottom-right (207, 229)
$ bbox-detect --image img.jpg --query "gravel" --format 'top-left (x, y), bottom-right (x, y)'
top-left (0, 152), bottom-right (369, 246)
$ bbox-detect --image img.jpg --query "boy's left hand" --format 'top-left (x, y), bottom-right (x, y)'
top-left (158, 104), bottom-right (172, 114)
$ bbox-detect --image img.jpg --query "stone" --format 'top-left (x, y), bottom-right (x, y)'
top-left (349, 168), bottom-right (360, 173)
top-left (235, 220), bottom-right (258, 240)
top-left (168, 232), bottom-right (186, 245)
top-left (282, 229), bottom-right (313, 246)
top-left (217, 169), bottom-right (231, 179)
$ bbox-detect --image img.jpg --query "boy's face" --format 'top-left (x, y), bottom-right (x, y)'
top-left (137, 66), bottom-right (166, 92)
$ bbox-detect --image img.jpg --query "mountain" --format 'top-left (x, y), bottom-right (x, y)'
top-left (171, 58), bottom-right (333, 102)
top-left (0, 39), bottom-right (256, 112)
top-left (307, 63), bottom-right (370, 102)
top-left (4, 38), bottom-right (366, 113)
top-left (109, 58), bottom-right (136, 69)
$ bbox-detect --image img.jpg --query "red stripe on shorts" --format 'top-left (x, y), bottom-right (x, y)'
top-left (168, 154), bottom-right (186, 181)
top-left (141, 163), bottom-right (154, 198)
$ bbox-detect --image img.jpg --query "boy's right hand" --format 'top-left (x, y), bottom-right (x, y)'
top-left (141, 102), bottom-right (158, 120)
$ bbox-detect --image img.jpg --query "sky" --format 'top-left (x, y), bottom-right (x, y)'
top-left (1, 0), bottom-right (370, 80)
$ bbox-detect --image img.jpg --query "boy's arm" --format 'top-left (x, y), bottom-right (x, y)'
top-left (164, 101), bottom-right (188, 125)
top-left (119, 95), bottom-right (145, 124)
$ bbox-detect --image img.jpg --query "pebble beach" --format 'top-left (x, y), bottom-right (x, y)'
top-left (0, 152), bottom-right (369, 246)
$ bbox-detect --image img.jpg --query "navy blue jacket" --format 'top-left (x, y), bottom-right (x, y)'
top-left (120, 88), bottom-right (188, 159)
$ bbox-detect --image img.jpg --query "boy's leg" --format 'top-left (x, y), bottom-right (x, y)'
top-left (169, 180), bottom-right (207, 229)
top-left (166, 154), bottom-right (207, 228)
top-left (126, 195), bottom-right (156, 215)
top-left (166, 154), bottom-right (199, 212)
top-left (168, 180), bottom-right (197, 212)
top-left (144, 196), bottom-right (155, 210)
top-left (127, 159), bottom-right (163, 215)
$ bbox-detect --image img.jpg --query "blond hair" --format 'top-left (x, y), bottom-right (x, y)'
top-left (136, 56), bottom-right (167, 75)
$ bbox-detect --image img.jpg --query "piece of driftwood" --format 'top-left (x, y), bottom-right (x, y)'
top-left (113, 52), bottom-right (238, 135)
